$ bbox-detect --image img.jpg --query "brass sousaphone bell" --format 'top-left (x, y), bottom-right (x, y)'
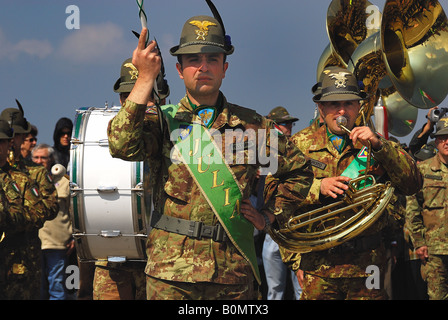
top-left (347, 0), bottom-right (448, 135)
top-left (269, 0), bottom-right (448, 253)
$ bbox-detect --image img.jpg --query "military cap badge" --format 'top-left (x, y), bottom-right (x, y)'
top-left (189, 20), bottom-right (217, 41)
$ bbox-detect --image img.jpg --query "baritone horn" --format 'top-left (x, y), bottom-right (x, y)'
top-left (268, 0), bottom-right (448, 254)
top-left (266, 115), bottom-right (395, 253)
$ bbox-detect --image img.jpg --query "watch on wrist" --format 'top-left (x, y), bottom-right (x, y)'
top-left (262, 212), bottom-right (271, 232)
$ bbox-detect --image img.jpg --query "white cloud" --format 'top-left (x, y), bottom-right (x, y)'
top-left (56, 22), bottom-right (133, 64)
top-left (0, 28), bottom-right (53, 60)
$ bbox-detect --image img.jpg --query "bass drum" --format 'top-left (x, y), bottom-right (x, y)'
top-left (70, 106), bottom-right (150, 262)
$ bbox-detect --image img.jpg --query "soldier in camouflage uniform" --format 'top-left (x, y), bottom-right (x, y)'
top-left (93, 57), bottom-right (169, 300)
top-left (407, 118), bottom-right (448, 300)
top-left (107, 12), bottom-right (313, 300)
top-left (0, 117), bottom-right (51, 299)
top-left (0, 119), bottom-right (28, 296)
top-left (0, 107), bottom-right (59, 298)
top-left (266, 67), bottom-right (422, 300)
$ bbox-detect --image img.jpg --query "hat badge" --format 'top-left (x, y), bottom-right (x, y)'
top-left (124, 62), bottom-right (139, 80)
top-left (442, 118), bottom-right (448, 128)
top-left (189, 20), bottom-right (217, 41)
top-left (329, 72), bottom-right (351, 88)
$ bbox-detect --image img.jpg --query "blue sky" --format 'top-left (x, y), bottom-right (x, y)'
top-left (0, 0), bottom-right (447, 146)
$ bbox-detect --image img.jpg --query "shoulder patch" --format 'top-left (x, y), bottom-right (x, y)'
top-left (146, 106), bottom-right (158, 115)
top-left (273, 124), bottom-right (284, 136)
top-left (30, 186), bottom-right (40, 197)
top-left (10, 181), bottom-right (20, 194)
top-left (46, 174), bottom-right (53, 184)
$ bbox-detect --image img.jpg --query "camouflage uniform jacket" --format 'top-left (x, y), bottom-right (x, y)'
top-left (107, 94), bottom-right (313, 284)
top-left (407, 155), bottom-right (448, 255)
top-left (0, 164), bottom-right (48, 287)
top-left (270, 124), bottom-right (421, 277)
top-left (0, 167), bottom-right (34, 232)
top-left (17, 157), bottom-right (58, 226)
top-left (0, 163), bottom-right (48, 230)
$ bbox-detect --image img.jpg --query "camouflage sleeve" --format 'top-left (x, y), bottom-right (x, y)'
top-left (107, 100), bottom-right (161, 161)
top-left (0, 175), bottom-right (27, 229)
top-left (0, 173), bottom-right (44, 233)
top-left (8, 170), bottom-right (49, 229)
top-left (262, 120), bottom-right (314, 223)
top-left (405, 193), bottom-right (426, 249)
top-left (22, 179), bottom-right (50, 228)
top-left (301, 177), bottom-right (322, 206)
top-left (31, 166), bottom-right (58, 222)
top-left (374, 139), bottom-right (422, 195)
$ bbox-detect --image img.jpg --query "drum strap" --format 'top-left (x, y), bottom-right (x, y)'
top-left (150, 211), bottom-right (229, 242)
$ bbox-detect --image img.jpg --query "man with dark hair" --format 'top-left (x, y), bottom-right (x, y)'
top-left (108, 11), bottom-right (313, 299)
top-left (271, 66), bottom-right (422, 300)
top-left (21, 124), bottom-right (38, 161)
top-left (52, 117), bottom-right (73, 169)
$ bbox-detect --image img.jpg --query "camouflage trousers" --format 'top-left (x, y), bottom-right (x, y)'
top-left (146, 275), bottom-right (256, 300)
top-left (0, 268), bottom-right (41, 300)
top-left (0, 242), bottom-right (41, 300)
top-left (93, 262), bottom-right (146, 300)
top-left (421, 254), bottom-right (448, 300)
top-left (301, 272), bottom-right (388, 300)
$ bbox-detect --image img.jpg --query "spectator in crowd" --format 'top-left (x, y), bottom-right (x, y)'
top-left (33, 143), bottom-right (74, 300)
top-left (20, 124), bottom-right (38, 161)
top-left (52, 118), bottom-right (73, 169)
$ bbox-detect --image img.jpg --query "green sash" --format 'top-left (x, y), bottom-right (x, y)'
top-left (160, 104), bottom-right (261, 284)
top-left (341, 146), bottom-right (376, 188)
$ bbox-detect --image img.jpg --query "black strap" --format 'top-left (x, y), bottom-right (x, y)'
top-left (328, 233), bottom-right (383, 255)
top-left (150, 212), bottom-right (229, 242)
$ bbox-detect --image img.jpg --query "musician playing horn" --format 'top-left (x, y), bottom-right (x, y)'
top-left (265, 66), bottom-right (422, 300)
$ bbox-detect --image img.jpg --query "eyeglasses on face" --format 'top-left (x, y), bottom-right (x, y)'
top-left (25, 138), bottom-right (37, 142)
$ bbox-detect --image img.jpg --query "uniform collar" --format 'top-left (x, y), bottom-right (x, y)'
top-left (430, 154), bottom-right (448, 173)
top-left (174, 92), bottom-right (243, 129)
top-left (308, 124), bottom-right (364, 156)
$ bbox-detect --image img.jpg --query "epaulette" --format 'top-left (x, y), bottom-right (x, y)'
top-left (174, 111), bottom-right (194, 123)
top-left (228, 103), bottom-right (263, 123)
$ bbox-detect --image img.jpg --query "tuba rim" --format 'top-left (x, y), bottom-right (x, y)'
top-left (381, 0), bottom-right (448, 109)
top-left (268, 177), bottom-right (395, 254)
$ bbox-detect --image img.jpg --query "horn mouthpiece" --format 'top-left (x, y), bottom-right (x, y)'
top-left (336, 116), bottom-right (348, 127)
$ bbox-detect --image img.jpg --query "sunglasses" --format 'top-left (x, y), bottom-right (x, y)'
top-left (278, 122), bottom-right (295, 127)
top-left (25, 138), bottom-right (37, 142)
